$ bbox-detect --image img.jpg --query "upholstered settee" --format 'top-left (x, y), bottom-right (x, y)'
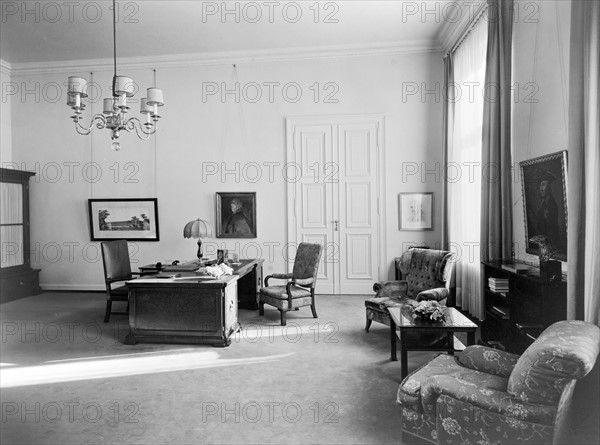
top-left (365, 248), bottom-right (453, 332)
top-left (397, 320), bottom-right (600, 444)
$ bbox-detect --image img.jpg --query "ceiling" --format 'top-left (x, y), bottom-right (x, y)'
top-left (0, 1), bottom-right (458, 66)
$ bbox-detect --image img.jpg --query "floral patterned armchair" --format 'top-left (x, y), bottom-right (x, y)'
top-left (397, 320), bottom-right (600, 444)
top-left (365, 248), bottom-right (453, 332)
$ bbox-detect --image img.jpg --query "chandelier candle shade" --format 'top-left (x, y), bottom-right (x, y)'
top-left (183, 219), bottom-right (213, 260)
top-left (66, 0), bottom-right (164, 151)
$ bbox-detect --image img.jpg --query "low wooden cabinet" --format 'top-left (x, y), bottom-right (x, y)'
top-left (481, 261), bottom-right (566, 353)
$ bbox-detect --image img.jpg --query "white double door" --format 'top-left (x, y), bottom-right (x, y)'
top-left (286, 115), bottom-right (385, 294)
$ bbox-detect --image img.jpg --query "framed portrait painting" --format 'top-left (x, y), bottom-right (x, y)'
top-left (216, 192), bottom-right (257, 238)
top-left (88, 198), bottom-right (159, 241)
top-left (520, 150), bottom-right (568, 261)
top-left (399, 193), bottom-right (433, 230)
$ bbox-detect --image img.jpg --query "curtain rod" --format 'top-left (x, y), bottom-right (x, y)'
top-left (446, 3), bottom-right (489, 57)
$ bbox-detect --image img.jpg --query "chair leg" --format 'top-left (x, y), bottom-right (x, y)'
top-left (365, 315), bottom-right (372, 333)
top-left (279, 310), bottom-right (286, 326)
top-left (104, 300), bottom-right (112, 323)
top-left (311, 304), bottom-right (318, 319)
top-left (259, 301), bottom-right (264, 315)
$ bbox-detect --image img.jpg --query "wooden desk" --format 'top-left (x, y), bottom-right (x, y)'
top-left (126, 259), bottom-right (263, 346)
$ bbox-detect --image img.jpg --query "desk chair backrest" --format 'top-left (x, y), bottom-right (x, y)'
top-left (101, 240), bottom-right (133, 283)
top-left (291, 243), bottom-right (323, 286)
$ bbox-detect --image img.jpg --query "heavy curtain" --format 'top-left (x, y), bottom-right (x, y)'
top-left (446, 14), bottom-right (488, 319)
top-left (480, 0), bottom-right (514, 263)
top-left (567, 0), bottom-right (600, 324)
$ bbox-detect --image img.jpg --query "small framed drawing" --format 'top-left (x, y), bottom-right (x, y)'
top-left (88, 198), bottom-right (159, 241)
top-left (398, 193), bottom-right (433, 230)
top-left (519, 150), bottom-right (568, 261)
top-left (216, 192), bottom-right (257, 238)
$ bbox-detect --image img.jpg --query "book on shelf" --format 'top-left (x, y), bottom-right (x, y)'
top-left (489, 286), bottom-right (509, 292)
top-left (501, 263), bottom-right (531, 274)
top-left (488, 277), bottom-right (509, 292)
top-left (491, 305), bottom-right (510, 319)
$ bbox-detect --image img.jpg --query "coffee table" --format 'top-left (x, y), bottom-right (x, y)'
top-left (388, 305), bottom-right (478, 379)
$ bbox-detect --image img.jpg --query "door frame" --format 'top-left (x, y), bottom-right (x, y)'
top-left (285, 114), bottom-right (387, 293)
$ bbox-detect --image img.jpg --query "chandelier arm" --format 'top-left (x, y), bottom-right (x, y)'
top-left (124, 117), bottom-right (156, 140)
top-left (74, 114), bottom-right (107, 135)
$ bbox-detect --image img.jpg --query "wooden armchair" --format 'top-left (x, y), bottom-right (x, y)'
top-left (259, 242), bottom-right (322, 326)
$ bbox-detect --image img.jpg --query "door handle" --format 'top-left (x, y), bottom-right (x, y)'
top-left (330, 220), bottom-right (339, 231)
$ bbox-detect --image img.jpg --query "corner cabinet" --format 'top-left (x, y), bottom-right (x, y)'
top-left (0, 168), bottom-right (41, 302)
top-left (481, 261), bottom-right (566, 353)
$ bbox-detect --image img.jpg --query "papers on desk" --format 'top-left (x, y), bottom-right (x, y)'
top-left (205, 264), bottom-right (234, 278)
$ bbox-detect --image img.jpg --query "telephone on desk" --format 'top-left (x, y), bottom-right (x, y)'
top-left (155, 260), bottom-right (179, 270)
top-left (162, 259), bottom-right (215, 272)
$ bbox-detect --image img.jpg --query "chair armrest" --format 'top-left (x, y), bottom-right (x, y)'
top-left (285, 280), bottom-right (313, 296)
top-left (293, 277), bottom-right (314, 287)
top-left (421, 376), bottom-right (556, 425)
top-left (456, 345), bottom-right (520, 378)
top-left (265, 273), bottom-right (293, 286)
top-left (416, 287), bottom-right (449, 302)
top-left (373, 281), bottom-right (408, 298)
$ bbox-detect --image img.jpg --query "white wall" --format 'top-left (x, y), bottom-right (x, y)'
top-left (8, 51), bottom-right (444, 290)
top-left (1, 62), bottom-right (12, 163)
top-left (512, 0), bottom-right (571, 264)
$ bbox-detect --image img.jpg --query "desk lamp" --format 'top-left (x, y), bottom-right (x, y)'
top-left (183, 218), bottom-right (213, 260)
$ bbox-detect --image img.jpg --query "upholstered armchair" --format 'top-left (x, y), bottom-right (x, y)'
top-left (365, 248), bottom-right (453, 332)
top-left (259, 242), bottom-right (323, 326)
top-left (397, 320), bottom-right (600, 444)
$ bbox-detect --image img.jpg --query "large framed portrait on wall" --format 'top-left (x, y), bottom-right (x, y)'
top-left (519, 150), bottom-right (568, 261)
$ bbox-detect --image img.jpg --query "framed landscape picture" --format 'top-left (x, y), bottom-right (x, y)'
top-left (216, 192), bottom-right (256, 238)
top-left (399, 192), bottom-right (433, 230)
top-left (520, 150), bottom-right (568, 261)
top-left (88, 198), bottom-right (159, 241)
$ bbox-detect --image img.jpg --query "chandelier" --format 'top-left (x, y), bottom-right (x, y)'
top-left (66, 0), bottom-right (164, 151)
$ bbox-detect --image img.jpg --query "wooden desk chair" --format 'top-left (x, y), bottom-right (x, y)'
top-left (100, 240), bottom-right (139, 322)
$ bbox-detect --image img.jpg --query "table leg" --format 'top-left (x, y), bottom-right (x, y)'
top-left (400, 338), bottom-right (408, 380)
top-left (447, 332), bottom-right (455, 355)
top-left (467, 331), bottom-right (475, 346)
top-left (390, 317), bottom-right (397, 362)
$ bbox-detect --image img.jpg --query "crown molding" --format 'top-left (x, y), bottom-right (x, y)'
top-left (0, 59), bottom-right (11, 76)
top-left (7, 40), bottom-right (443, 76)
top-left (437, 0), bottom-right (488, 53)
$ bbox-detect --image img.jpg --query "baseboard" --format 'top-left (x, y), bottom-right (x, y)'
top-left (41, 284), bottom-right (105, 292)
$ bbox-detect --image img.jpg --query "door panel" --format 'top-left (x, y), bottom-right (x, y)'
top-left (338, 123), bottom-right (380, 293)
top-left (287, 116), bottom-right (384, 294)
top-left (291, 125), bottom-right (336, 294)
